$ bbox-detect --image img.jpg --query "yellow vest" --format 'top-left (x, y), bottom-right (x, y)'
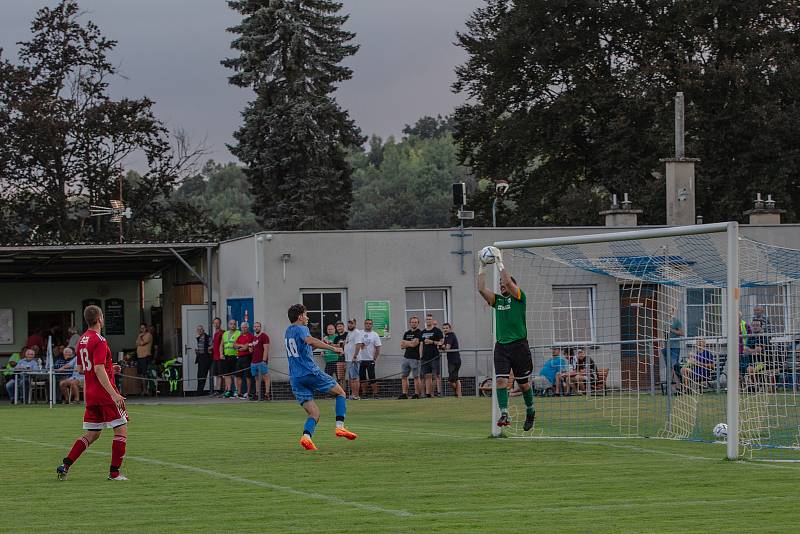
top-left (222, 330), bottom-right (241, 357)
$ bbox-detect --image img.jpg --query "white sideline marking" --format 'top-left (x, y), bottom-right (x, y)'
top-left (3, 437), bottom-right (413, 517)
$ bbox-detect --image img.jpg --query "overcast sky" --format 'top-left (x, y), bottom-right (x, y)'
top-left (0, 0), bottom-right (482, 166)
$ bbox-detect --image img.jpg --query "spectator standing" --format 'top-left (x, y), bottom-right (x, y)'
top-left (234, 322), bottom-right (254, 399)
top-left (322, 324), bottom-right (339, 379)
top-left (135, 323), bottom-right (153, 386)
top-left (343, 319), bottom-right (362, 399)
top-left (751, 306), bottom-right (772, 333)
top-left (663, 306), bottom-right (683, 392)
top-left (211, 317), bottom-right (223, 397)
top-left (6, 348), bottom-right (40, 403)
top-left (66, 327), bottom-right (80, 351)
top-left (26, 331), bottom-right (45, 355)
top-left (442, 322), bottom-right (462, 398)
top-left (221, 320), bottom-right (241, 398)
top-left (398, 316), bottom-right (423, 399)
top-left (333, 321), bottom-right (347, 383)
top-left (358, 319), bottom-right (382, 398)
top-left (250, 322), bottom-right (271, 401)
top-left (195, 325), bottom-right (212, 395)
top-left (58, 348), bottom-right (84, 404)
top-left (420, 314), bottom-right (443, 398)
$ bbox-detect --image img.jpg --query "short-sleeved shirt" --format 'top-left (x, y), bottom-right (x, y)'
top-left (690, 349), bottom-right (714, 379)
top-left (236, 333), bottom-right (255, 357)
top-left (420, 327), bottom-right (443, 360)
top-left (251, 332), bottom-right (270, 363)
top-left (493, 289), bottom-right (527, 344)
top-left (443, 332), bottom-right (461, 364)
top-left (212, 330), bottom-right (223, 361)
top-left (285, 324), bottom-right (320, 378)
top-left (222, 330), bottom-right (241, 357)
top-left (334, 332), bottom-right (348, 347)
top-left (323, 334), bottom-right (339, 363)
top-left (77, 329), bottom-right (118, 406)
top-left (539, 356), bottom-right (569, 384)
top-left (344, 329), bottom-right (363, 361)
top-left (359, 331), bottom-right (382, 361)
top-left (576, 357), bottom-right (597, 378)
top-left (402, 329), bottom-right (422, 360)
top-left (137, 332), bottom-right (153, 358)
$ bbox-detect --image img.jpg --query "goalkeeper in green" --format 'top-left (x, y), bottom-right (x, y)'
top-left (477, 246), bottom-right (536, 431)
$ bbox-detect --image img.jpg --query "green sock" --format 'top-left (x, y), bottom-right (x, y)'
top-left (522, 387), bottom-right (535, 415)
top-left (496, 387), bottom-right (509, 412)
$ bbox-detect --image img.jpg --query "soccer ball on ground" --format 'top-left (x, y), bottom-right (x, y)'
top-left (713, 423), bottom-right (728, 439)
top-left (479, 246), bottom-right (499, 265)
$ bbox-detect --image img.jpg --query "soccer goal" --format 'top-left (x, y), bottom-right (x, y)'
top-left (489, 222), bottom-right (800, 461)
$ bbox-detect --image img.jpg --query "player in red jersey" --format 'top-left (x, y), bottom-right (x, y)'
top-left (57, 305), bottom-right (129, 481)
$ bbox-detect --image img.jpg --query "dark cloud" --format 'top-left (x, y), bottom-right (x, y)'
top-left (0, 0), bottom-right (481, 166)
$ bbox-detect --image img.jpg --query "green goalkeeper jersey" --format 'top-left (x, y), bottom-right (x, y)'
top-left (493, 288), bottom-right (527, 344)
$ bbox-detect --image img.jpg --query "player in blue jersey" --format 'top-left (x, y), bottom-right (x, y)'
top-left (285, 303), bottom-right (358, 450)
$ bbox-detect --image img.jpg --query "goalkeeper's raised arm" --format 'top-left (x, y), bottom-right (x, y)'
top-left (477, 246), bottom-right (520, 305)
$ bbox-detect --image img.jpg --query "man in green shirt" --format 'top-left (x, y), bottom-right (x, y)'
top-left (221, 319), bottom-right (241, 398)
top-left (322, 324), bottom-right (339, 378)
top-left (478, 246), bottom-right (535, 431)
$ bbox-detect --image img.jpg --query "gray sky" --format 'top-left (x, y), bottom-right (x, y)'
top-left (0, 0), bottom-right (482, 166)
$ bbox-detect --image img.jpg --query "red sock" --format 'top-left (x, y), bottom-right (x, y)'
top-left (64, 436), bottom-right (90, 467)
top-left (110, 435), bottom-right (126, 475)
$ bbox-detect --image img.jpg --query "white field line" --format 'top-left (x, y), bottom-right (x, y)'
top-left (2, 436), bottom-right (413, 518)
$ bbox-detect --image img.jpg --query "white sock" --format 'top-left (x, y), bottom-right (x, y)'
top-left (336, 421), bottom-right (344, 429)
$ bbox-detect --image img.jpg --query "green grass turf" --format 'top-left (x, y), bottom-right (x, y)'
top-left (2, 397), bottom-right (800, 533)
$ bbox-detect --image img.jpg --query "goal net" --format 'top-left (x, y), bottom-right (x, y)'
top-left (489, 223), bottom-right (800, 461)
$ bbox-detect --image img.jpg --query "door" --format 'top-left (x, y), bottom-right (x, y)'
top-left (619, 285), bottom-right (660, 390)
top-left (226, 298), bottom-right (254, 327)
top-left (182, 304), bottom-right (212, 393)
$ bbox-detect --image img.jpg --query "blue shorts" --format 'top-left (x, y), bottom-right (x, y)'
top-left (250, 362), bottom-right (269, 376)
top-left (290, 371), bottom-right (337, 405)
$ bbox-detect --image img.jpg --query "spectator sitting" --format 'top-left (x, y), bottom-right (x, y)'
top-left (5, 348), bottom-right (40, 403)
top-left (572, 349), bottom-right (598, 393)
top-left (51, 345), bottom-right (69, 402)
top-left (534, 347), bottom-right (570, 396)
top-left (57, 348), bottom-right (84, 404)
top-left (2, 347), bottom-right (23, 397)
top-left (680, 339), bottom-right (715, 390)
top-left (561, 347), bottom-right (578, 394)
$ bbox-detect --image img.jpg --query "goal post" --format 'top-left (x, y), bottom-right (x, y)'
top-left (487, 222), bottom-right (800, 460)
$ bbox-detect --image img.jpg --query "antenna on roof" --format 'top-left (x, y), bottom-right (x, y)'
top-left (89, 173), bottom-right (132, 243)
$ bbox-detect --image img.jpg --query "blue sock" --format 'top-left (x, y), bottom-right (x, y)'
top-left (335, 395), bottom-right (346, 420)
top-left (303, 417), bottom-right (317, 437)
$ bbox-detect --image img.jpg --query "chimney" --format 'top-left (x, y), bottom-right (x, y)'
top-left (661, 92), bottom-right (700, 226)
top-left (743, 193), bottom-right (784, 225)
top-left (600, 193), bottom-right (642, 227)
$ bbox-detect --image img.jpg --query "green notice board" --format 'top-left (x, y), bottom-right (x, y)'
top-left (364, 300), bottom-right (390, 337)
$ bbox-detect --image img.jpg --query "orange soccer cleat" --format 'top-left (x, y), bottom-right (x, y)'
top-left (300, 435), bottom-right (318, 450)
top-left (335, 427), bottom-right (358, 440)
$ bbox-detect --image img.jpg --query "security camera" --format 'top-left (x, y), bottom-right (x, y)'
top-left (495, 181), bottom-right (510, 196)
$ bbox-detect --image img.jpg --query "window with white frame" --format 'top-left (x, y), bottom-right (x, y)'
top-left (301, 290), bottom-right (346, 339)
top-left (405, 289), bottom-right (449, 326)
top-left (741, 285), bottom-right (788, 334)
top-left (686, 288), bottom-right (723, 337)
top-left (552, 286), bottom-right (595, 344)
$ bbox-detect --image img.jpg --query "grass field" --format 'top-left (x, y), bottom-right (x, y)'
top-left (2, 396), bottom-right (800, 533)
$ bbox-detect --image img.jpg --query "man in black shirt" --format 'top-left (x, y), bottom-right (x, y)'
top-left (399, 316), bottom-right (423, 399)
top-left (420, 313), bottom-right (443, 398)
top-left (442, 322), bottom-right (462, 398)
top-left (333, 321), bottom-right (348, 383)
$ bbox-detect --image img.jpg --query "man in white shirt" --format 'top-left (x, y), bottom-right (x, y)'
top-left (358, 319), bottom-right (382, 399)
top-left (343, 319), bottom-right (363, 400)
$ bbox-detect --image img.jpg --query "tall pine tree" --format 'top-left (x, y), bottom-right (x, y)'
top-left (224, 0), bottom-right (364, 230)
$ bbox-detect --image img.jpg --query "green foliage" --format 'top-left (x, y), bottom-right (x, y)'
top-left (224, 0), bottom-right (364, 230)
top-left (0, 1), bottom-right (218, 243)
top-left (454, 0), bottom-right (800, 225)
top-left (350, 116), bottom-right (471, 229)
top-left (174, 160), bottom-right (260, 237)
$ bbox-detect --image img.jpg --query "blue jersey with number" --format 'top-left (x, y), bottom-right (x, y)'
top-left (285, 324), bottom-right (319, 378)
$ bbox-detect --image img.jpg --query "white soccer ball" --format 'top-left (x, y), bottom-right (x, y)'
top-left (479, 246), bottom-right (498, 265)
top-left (713, 423), bottom-right (728, 439)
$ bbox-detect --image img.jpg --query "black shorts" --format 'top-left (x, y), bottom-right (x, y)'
top-left (324, 361), bottom-right (338, 377)
top-left (359, 361), bottom-right (376, 382)
top-left (236, 356), bottom-right (252, 377)
top-left (212, 360), bottom-right (223, 375)
top-left (221, 357), bottom-right (237, 375)
top-left (447, 361), bottom-right (461, 381)
top-left (421, 356), bottom-right (441, 376)
top-left (494, 340), bottom-right (533, 383)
